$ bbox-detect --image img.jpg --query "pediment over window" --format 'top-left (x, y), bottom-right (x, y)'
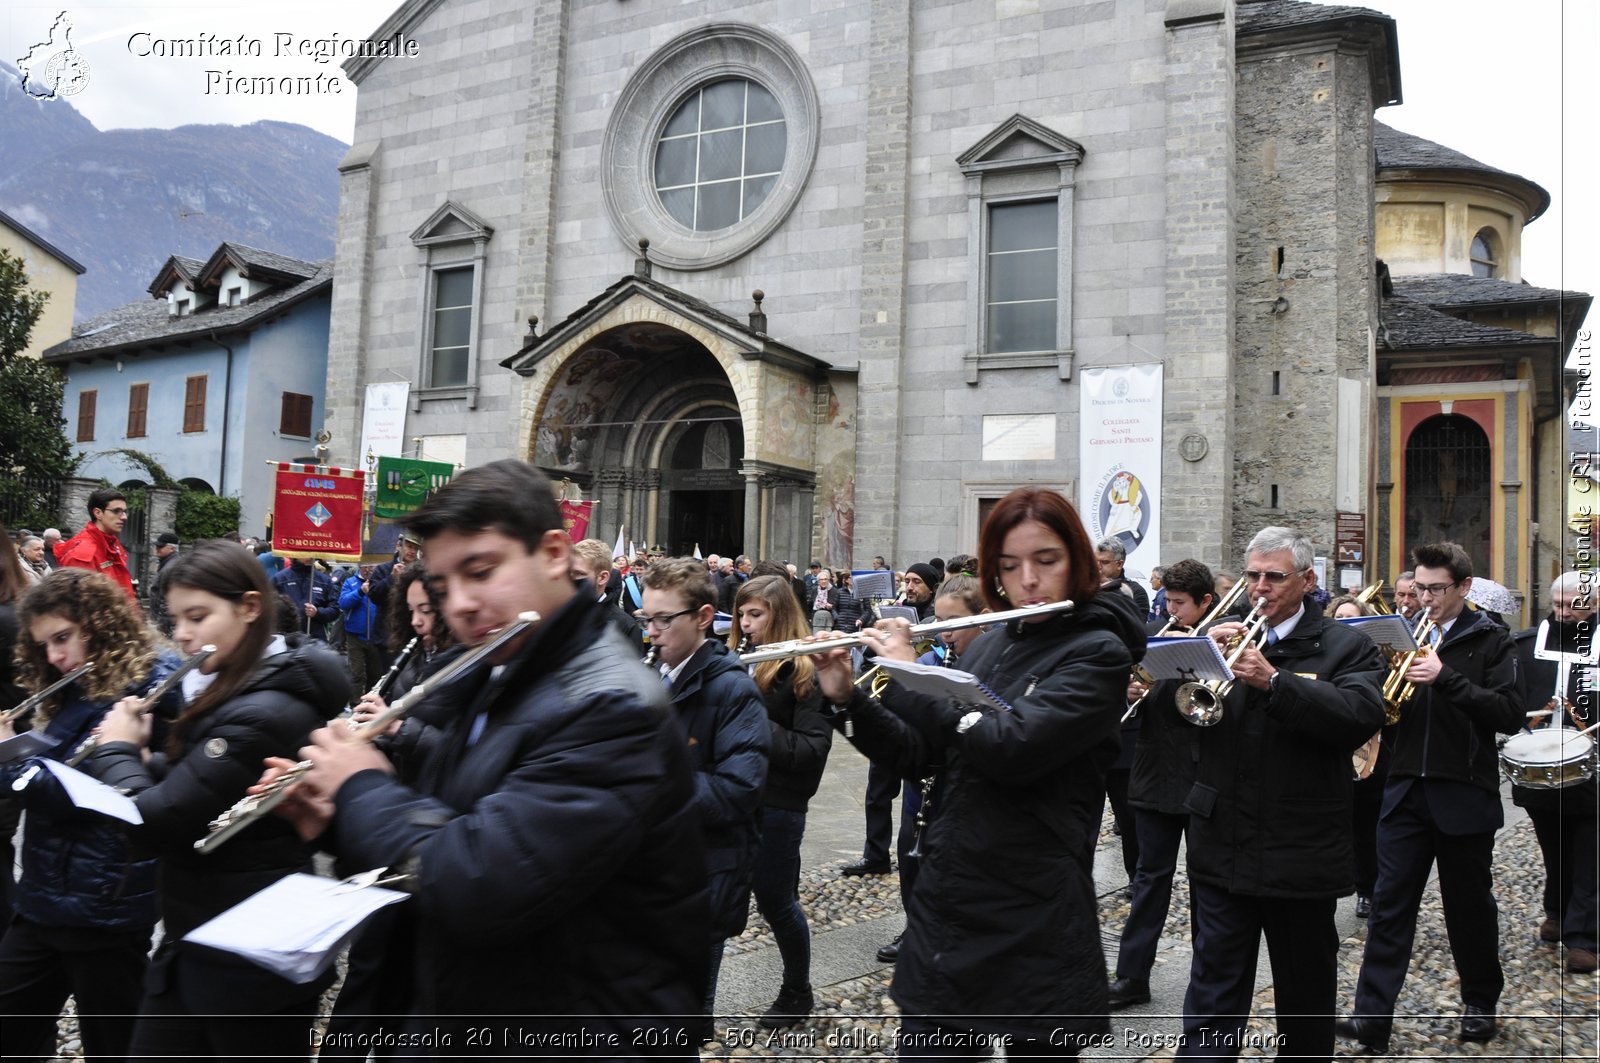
top-left (957, 115), bottom-right (1086, 176)
top-left (410, 201), bottom-right (495, 248)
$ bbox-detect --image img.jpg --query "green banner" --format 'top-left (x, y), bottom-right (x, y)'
top-left (374, 456), bottom-right (455, 518)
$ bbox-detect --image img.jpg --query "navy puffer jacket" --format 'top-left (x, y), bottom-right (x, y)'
top-left (3, 649), bottom-right (184, 931)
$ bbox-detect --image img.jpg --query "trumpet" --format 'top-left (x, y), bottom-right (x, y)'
top-left (1174, 598), bottom-right (1271, 727)
top-left (1380, 612), bottom-right (1437, 725)
top-left (2, 663), bottom-right (95, 727)
top-left (1122, 579), bottom-right (1250, 722)
top-left (739, 599), bottom-right (1076, 665)
top-left (854, 665), bottom-right (891, 698)
top-left (65, 646), bottom-right (216, 767)
top-left (195, 612), bottom-right (540, 854)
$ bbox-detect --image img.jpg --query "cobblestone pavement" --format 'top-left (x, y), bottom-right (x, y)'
top-left (48, 801), bottom-right (1597, 1061)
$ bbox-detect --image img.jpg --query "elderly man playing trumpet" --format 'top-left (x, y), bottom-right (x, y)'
top-left (1175, 527), bottom-right (1384, 1062)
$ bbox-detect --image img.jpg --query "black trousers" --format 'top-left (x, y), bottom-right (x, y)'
top-left (863, 759), bottom-right (900, 866)
top-left (1351, 772), bottom-right (1384, 898)
top-left (322, 904), bottom-right (416, 1062)
top-left (130, 987), bottom-right (318, 1063)
top-left (1527, 802), bottom-right (1599, 951)
top-left (1178, 881), bottom-right (1337, 1062)
top-left (0, 916), bottom-right (150, 1063)
top-left (1115, 808), bottom-right (1187, 981)
top-left (1353, 782), bottom-right (1503, 1016)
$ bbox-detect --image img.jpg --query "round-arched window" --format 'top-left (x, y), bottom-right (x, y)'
top-left (1470, 228), bottom-right (1500, 278)
top-left (655, 79), bottom-right (787, 232)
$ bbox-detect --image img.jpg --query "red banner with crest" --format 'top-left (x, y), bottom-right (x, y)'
top-left (271, 464), bottom-right (365, 561)
top-left (559, 499), bottom-right (595, 542)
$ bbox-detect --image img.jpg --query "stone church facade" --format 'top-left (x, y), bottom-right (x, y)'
top-left (325, 0), bottom-right (1406, 572)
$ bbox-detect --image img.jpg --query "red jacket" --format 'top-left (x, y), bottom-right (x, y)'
top-left (55, 522), bottom-right (136, 600)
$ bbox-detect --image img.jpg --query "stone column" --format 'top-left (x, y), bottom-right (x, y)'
top-left (327, 141), bottom-right (381, 458)
top-left (742, 465), bottom-right (762, 558)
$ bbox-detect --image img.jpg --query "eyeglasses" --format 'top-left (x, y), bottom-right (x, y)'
top-left (1413, 581), bottom-right (1460, 597)
top-left (1242, 568), bottom-right (1306, 584)
top-left (637, 608), bottom-right (694, 631)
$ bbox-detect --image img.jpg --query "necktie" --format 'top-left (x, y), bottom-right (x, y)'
top-left (1265, 629), bottom-right (1279, 647)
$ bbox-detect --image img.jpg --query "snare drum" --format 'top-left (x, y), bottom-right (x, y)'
top-left (1498, 728), bottom-right (1596, 790)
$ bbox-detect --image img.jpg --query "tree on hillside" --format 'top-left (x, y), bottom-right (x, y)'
top-left (0, 249), bottom-right (77, 529)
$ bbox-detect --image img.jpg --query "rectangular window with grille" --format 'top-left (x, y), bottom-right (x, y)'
top-left (76, 390), bottom-right (97, 442)
top-left (127, 383), bottom-right (149, 438)
top-left (183, 375), bottom-right (207, 433)
top-left (430, 267), bottom-right (474, 388)
top-left (986, 200), bottom-right (1058, 354)
top-left (280, 392), bottom-right (313, 438)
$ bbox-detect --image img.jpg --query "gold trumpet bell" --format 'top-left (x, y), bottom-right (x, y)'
top-left (854, 664), bottom-right (892, 698)
top-left (1175, 597), bottom-right (1272, 728)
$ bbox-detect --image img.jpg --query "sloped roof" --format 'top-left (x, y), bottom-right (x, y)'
top-left (146, 254), bottom-right (206, 297)
top-left (1392, 273), bottom-right (1587, 310)
top-left (503, 272), bottom-right (837, 379)
top-left (1375, 123), bottom-right (1549, 220)
top-left (0, 207), bottom-right (86, 274)
top-left (46, 262), bottom-right (333, 362)
top-left (1379, 295), bottom-right (1547, 352)
top-left (194, 242), bottom-right (320, 290)
top-left (1237, 0), bottom-right (1388, 33)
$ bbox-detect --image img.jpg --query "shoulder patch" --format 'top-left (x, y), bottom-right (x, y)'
top-left (204, 737), bottom-right (228, 758)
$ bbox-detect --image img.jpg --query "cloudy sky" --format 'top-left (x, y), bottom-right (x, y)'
top-left (4, 0), bottom-right (1594, 307)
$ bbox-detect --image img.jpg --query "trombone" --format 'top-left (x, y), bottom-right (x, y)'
top-left (1380, 611), bottom-right (1437, 725)
top-left (1122, 579), bottom-right (1249, 722)
top-left (1174, 598), bottom-right (1271, 727)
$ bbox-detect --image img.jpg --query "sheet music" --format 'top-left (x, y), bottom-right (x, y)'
top-left (0, 730), bottom-right (53, 764)
top-left (39, 759), bottom-right (143, 824)
top-left (184, 872), bottom-right (409, 983)
top-left (873, 658), bottom-right (1011, 711)
top-left (1339, 614), bottom-right (1419, 654)
top-left (1141, 636), bottom-right (1234, 683)
top-left (851, 570), bottom-right (895, 601)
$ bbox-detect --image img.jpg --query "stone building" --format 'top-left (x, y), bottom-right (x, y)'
top-left (323, 0), bottom-right (1577, 588)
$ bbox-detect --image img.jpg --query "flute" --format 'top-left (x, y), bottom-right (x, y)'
top-left (739, 599), bottom-right (1076, 664)
top-left (2, 663), bottom-right (95, 727)
top-left (65, 646), bottom-right (216, 767)
top-left (196, 612), bottom-right (540, 854)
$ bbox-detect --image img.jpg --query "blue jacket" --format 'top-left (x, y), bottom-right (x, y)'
top-left (272, 563), bottom-right (338, 640)
top-left (339, 573), bottom-right (382, 643)
top-left (2, 649), bottom-right (184, 931)
top-left (667, 638), bottom-right (770, 936)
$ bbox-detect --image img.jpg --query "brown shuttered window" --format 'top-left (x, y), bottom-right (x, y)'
top-left (127, 383), bottom-right (149, 438)
top-left (76, 390), bottom-right (97, 442)
top-left (280, 392), bottom-right (313, 437)
top-left (183, 375), bottom-right (207, 433)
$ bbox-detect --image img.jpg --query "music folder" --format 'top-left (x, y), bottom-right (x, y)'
top-left (1339, 614), bottom-right (1420, 654)
top-left (0, 730), bottom-right (52, 765)
top-left (1141, 636), bottom-right (1234, 683)
top-left (872, 658), bottom-right (1012, 711)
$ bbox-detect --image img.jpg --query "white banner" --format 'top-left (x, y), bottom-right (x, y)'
top-left (1079, 364), bottom-right (1162, 572)
top-left (358, 382), bottom-right (411, 463)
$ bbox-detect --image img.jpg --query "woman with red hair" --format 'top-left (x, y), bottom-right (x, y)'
top-left (815, 487), bottom-right (1145, 1059)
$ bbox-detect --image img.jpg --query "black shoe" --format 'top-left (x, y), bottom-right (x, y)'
top-left (1539, 917), bottom-right (1562, 944)
top-left (1106, 976), bottom-right (1151, 1009)
top-left (876, 933), bottom-right (903, 962)
top-left (758, 984), bottom-right (814, 1029)
top-left (1460, 1005), bottom-right (1497, 1042)
top-left (841, 860), bottom-right (891, 876)
top-left (1335, 1015), bottom-right (1392, 1054)
top-left (1356, 894), bottom-right (1372, 919)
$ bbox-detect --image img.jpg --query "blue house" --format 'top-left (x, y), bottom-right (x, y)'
top-left (44, 243), bottom-right (333, 538)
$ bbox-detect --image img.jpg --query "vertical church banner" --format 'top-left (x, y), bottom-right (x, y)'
top-left (1079, 364), bottom-right (1163, 570)
top-left (359, 381), bottom-right (411, 462)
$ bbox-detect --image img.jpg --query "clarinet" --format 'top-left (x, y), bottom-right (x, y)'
top-left (195, 613), bottom-right (539, 853)
top-left (342, 637), bottom-right (420, 718)
top-left (65, 646), bottom-right (216, 767)
top-left (907, 643), bottom-right (958, 860)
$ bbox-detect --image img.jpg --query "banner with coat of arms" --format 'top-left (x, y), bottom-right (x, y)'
top-left (373, 456), bottom-right (455, 519)
top-left (1078, 364), bottom-right (1163, 571)
top-left (271, 465), bottom-right (365, 561)
top-left (559, 500), bottom-right (595, 541)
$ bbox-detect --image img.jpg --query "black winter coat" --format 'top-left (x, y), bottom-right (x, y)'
top-left (830, 592), bottom-right (1146, 1039)
top-left (669, 638), bottom-right (770, 936)
top-left (3, 650), bottom-right (183, 931)
top-left (80, 638), bottom-right (350, 1010)
top-left (326, 593), bottom-right (711, 1056)
top-left (755, 659), bottom-right (831, 813)
top-left (1508, 621), bottom-right (1593, 811)
top-left (1128, 676), bottom-right (1200, 814)
top-left (1385, 608), bottom-right (1523, 799)
top-left (1184, 601), bottom-right (1385, 897)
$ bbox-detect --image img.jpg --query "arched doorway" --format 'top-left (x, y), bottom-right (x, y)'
top-left (1404, 413), bottom-right (1492, 575)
